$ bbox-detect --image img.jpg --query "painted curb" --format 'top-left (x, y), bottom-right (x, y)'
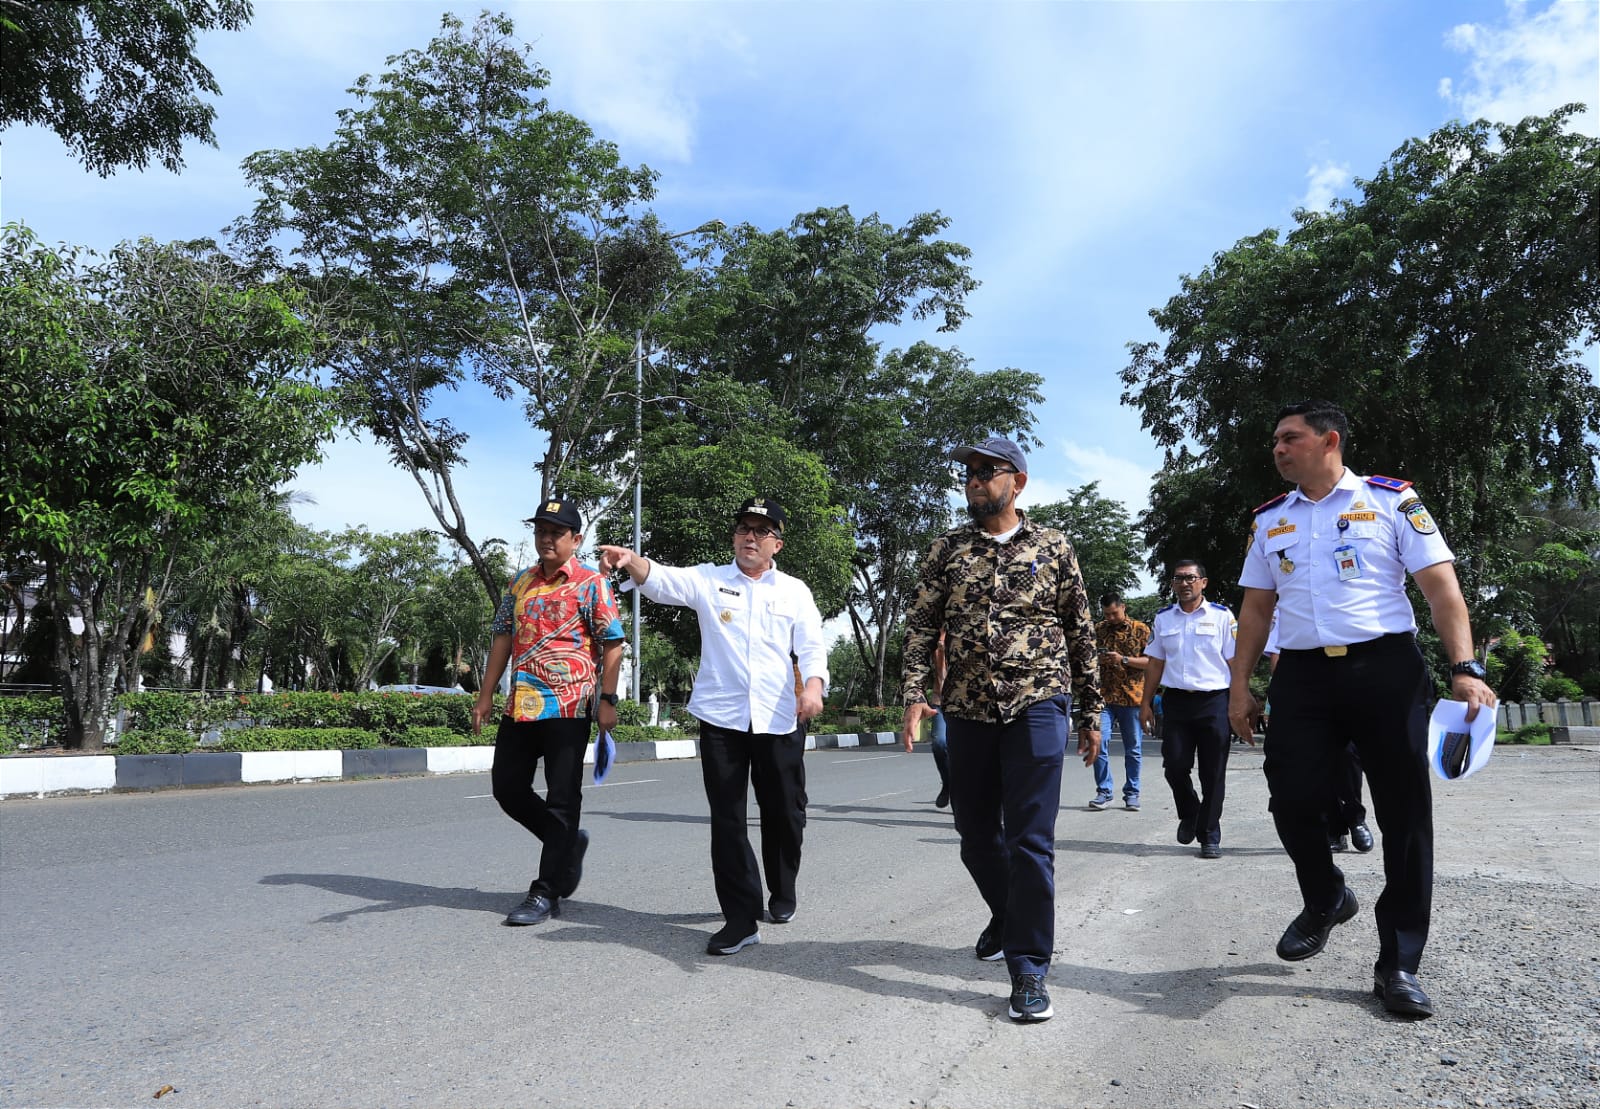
top-left (0, 731), bottom-right (903, 799)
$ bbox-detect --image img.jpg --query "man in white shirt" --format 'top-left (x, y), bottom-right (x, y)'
top-left (1140, 560), bottom-right (1239, 860)
top-left (598, 497), bottom-right (828, 957)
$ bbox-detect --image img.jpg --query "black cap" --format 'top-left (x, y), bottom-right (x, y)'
top-left (735, 496), bottom-right (785, 532)
top-left (524, 496), bottom-right (583, 532)
top-left (950, 436), bottom-right (1028, 475)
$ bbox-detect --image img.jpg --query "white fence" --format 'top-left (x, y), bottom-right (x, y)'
top-left (1498, 700), bottom-right (1599, 730)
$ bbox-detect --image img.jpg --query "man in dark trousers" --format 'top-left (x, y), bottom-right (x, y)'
top-left (1229, 400), bottom-right (1495, 1018)
top-left (901, 437), bottom-right (1102, 1024)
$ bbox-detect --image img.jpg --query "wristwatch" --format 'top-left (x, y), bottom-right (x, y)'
top-left (598, 692), bottom-right (620, 706)
top-left (1448, 660), bottom-right (1488, 682)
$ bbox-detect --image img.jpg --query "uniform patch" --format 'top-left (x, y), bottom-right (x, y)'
top-left (1402, 500), bottom-right (1437, 535)
top-left (1252, 492), bottom-right (1289, 516)
top-left (719, 609), bottom-right (734, 623)
top-left (1339, 511), bottom-right (1377, 522)
top-left (1366, 475), bottom-right (1414, 493)
top-left (1266, 524), bottom-right (1296, 539)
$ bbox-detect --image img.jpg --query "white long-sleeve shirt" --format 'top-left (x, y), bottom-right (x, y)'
top-left (637, 561), bottom-right (829, 734)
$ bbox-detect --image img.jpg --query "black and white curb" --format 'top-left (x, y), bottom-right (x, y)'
top-left (0, 732), bottom-right (902, 799)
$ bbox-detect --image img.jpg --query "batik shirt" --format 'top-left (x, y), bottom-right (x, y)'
top-left (1095, 617), bottom-right (1152, 707)
top-left (491, 556), bottom-right (625, 721)
top-left (901, 514), bottom-right (1103, 730)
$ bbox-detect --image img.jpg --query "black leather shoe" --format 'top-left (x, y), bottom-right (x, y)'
top-left (934, 786), bottom-right (950, 809)
top-left (556, 829), bottom-right (590, 899)
top-left (1275, 887), bottom-right (1358, 961)
top-left (504, 890), bottom-right (559, 926)
top-left (1199, 843), bottom-right (1222, 859)
top-left (767, 902), bottom-right (795, 924)
top-left (1329, 833), bottom-right (1349, 852)
top-left (1176, 816), bottom-right (1197, 845)
top-left (1351, 823), bottom-right (1375, 853)
top-left (1374, 969), bottom-right (1434, 1018)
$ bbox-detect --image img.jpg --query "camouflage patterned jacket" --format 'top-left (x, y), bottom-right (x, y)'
top-left (901, 514), bottom-right (1103, 730)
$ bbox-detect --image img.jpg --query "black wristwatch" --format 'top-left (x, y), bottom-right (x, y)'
top-left (598, 692), bottom-right (620, 706)
top-left (1448, 660), bottom-right (1487, 682)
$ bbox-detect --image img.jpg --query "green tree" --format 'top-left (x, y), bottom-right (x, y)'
top-left (0, 225), bottom-right (336, 747)
top-left (231, 11), bottom-right (689, 604)
top-left (1029, 482), bottom-right (1145, 603)
top-left (1121, 108), bottom-right (1600, 607)
top-left (0, 0), bottom-right (253, 175)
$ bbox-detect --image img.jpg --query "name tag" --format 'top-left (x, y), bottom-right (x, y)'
top-left (1197, 622), bottom-right (1217, 635)
top-left (718, 587), bottom-right (741, 596)
top-left (1339, 511), bottom-right (1377, 522)
top-left (1266, 524), bottom-right (1296, 539)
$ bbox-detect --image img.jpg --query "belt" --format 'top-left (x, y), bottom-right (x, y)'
top-left (1280, 631), bottom-right (1413, 659)
top-left (1163, 687), bottom-right (1227, 696)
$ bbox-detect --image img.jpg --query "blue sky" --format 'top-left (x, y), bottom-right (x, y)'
top-left (4, 0), bottom-right (1596, 572)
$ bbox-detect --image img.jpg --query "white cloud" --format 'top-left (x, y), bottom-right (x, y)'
top-left (1441, 0), bottom-right (1599, 134)
top-left (1300, 160), bottom-right (1352, 213)
top-left (1056, 442), bottom-right (1158, 520)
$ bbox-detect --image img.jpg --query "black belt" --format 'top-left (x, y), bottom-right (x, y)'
top-left (1279, 631), bottom-right (1413, 659)
top-left (1163, 687), bottom-right (1227, 697)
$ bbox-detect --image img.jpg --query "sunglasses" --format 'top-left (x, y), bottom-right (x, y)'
top-left (963, 465), bottom-right (1018, 483)
top-left (734, 524), bottom-right (779, 539)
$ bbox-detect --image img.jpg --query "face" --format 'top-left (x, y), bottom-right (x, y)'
top-left (1101, 601), bottom-right (1127, 624)
top-left (963, 454), bottom-right (1024, 520)
top-left (534, 523), bottom-right (580, 568)
top-left (732, 515), bottom-right (783, 572)
top-left (1170, 566), bottom-right (1205, 605)
top-left (1272, 414), bottom-right (1337, 483)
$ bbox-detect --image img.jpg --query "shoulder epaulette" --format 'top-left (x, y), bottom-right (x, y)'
top-left (1366, 475), bottom-right (1413, 493)
top-left (1155, 603), bottom-right (1176, 614)
top-left (1208, 602), bottom-right (1231, 611)
top-left (1252, 492), bottom-right (1289, 515)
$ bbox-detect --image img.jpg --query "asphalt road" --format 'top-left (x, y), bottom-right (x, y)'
top-left (1, 740), bottom-right (1596, 1108)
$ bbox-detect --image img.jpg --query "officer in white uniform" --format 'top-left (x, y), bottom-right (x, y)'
top-left (1140, 560), bottom-right (1238, 859)
top-left (1228, 400), bottom-right (1496, 1019)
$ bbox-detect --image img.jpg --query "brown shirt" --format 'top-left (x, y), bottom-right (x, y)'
top-left (901, 514), bottom-right (1102, 730)
top-left (1095, 617), bottom-right (1151, 707)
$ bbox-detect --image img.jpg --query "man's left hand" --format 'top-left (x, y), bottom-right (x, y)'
top-left (1077, 726), bottom-right (1101, 766)
top-left (1453, 675), bottom-right (1498, 720)
top-left (796, 688), bottom-right (823, 724)
top-left (597, 700), bottom-right (618, 730)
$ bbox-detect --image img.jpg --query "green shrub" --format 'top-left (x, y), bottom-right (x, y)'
top-left (609, 724), bottom-right (680, 744)
top-left (115, 728), bottom-right (198, 755)
top-left (0, 725), bottom-right (18, 756)
top-left (396, 725), bottom-right (477, 747)
top-left (215, 727), bottom-right (378, 752)
top-left (1509, 722), bottom-right (1554, 745)
top-left (1537, 672), bottom-right (1584, 701)
top-left (846, 705), bottom-right (904, 732)
top-left (616, 699), bottom-right (649, 726)
top-left (235, 691), bottom-right (359, 729)
top-left (0, 694), bottom-right (65, 746)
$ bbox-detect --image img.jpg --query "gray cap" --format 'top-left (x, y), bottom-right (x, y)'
top-left (950, 436), bottom-right (1027, 475)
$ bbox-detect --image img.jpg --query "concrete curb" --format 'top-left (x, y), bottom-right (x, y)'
top-left (0, 731), bottom-right (903, 799)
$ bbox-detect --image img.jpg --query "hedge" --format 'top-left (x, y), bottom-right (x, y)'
top-left (215, 728), bottom-right (381, 752)
top-left (116, 728), bottom-right (198, 754)
top-left (0, 694), bottom-right (65, 748)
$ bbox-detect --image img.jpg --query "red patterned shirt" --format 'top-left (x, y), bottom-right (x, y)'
top-left (491, 556), bottom-right (624, 721)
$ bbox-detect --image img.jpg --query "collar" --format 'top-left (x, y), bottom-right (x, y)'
top-left (1285, 466), bottom-right (1360, 508)
top-left (961, 509), bottom-right (1031, 541)
top-left (531, 555), bottom-right (582, 584)
top-left (724, 560), bottom-right (777, 585)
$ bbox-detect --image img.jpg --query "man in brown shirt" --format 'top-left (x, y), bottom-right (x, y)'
top-left (901, 437), bottom-right (1102, 1024)
top-left (1091, 592), bottom-right (1151, 811)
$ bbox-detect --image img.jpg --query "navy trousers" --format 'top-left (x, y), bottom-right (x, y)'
top-left (1160, 689), bottom-right (1231, 846)
top-left (945, 695), bottom-right (1069, 978)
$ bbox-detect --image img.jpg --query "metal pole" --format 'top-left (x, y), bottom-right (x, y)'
top-left (632, 329), bottom-right (643, 702)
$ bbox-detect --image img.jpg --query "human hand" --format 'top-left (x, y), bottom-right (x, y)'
top-left (901, 702), bottom-right (936, 753)
top-left (1139, 704), bottom-right (1155, 734)
top-left (1227, 688), bottom-right (1260, 746)
top-left (471, 692), bottom-right (495, 736)
top-left (1078, 726), bottom-right (1101, 766)
top-left (797, 688), bottom-right (823, 724)
top-left (595, 545), bottom-right (634, 573)
top-left (597, 699), bottom-right (618, 730)
top-left (1452, 675), bottom-right (1497, 720)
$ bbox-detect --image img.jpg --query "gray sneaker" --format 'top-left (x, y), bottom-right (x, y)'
top-left (1088, 794), bottom-right (1113, 811)
top-left (1124, 796), bottom-right (1141, 811)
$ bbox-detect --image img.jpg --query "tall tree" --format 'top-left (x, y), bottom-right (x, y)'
top-left (1122, 108), bottom-right (1600, 605)
top-left (0, 226), bottom-right (336, 747)
top-left (1029, 483), bottom-right (1145, 602)
top-left (0, 0), bottom-right (253, 175)
top-left (231, 11), bottom-right (689, 604)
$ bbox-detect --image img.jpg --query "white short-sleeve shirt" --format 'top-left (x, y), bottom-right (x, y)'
top-left (1239, 468), bottom-right (1454, 651)
top-left (636, 560), bottom-right (829, 734)
top-left (1145, 600), bottom-right (1237, 692)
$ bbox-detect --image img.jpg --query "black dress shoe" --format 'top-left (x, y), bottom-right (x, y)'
top-left (1373, 969), bottom-right (1434, 1017)
top-left (556, 829), bottom-right (590, 899)
top-left (767, 902), bottom-right (796, 924)
top-left (1275, 887), bottom-right (1358, 961)
top-left (1176, 816), bottom-right (1197, 845)
top-left (1329, 833), bottom-right (1349, 852)
top-left (934, 786), bottom-right (950, 809)
top-left (1199, 843), bottom-right (1222, 859)
top-left (1351, 823), bottom-right (1375, 853)
top-left (504, 890), bottom-right (559, 926)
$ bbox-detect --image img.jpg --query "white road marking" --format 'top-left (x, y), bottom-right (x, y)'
top-left (830, 753), bottom-right (902, 763)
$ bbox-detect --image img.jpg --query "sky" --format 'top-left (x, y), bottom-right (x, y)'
top-left (3, 0), bottom-right (1597, 578)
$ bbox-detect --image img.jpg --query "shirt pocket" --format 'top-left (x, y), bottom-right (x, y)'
top-left (763, 598), bottom-right (797, 641)
top-left (1341, 521), bottom-right (1383, 542)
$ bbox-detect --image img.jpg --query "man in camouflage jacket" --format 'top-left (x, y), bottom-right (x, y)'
top-left (901, 436), bottom-right (1103, 1024)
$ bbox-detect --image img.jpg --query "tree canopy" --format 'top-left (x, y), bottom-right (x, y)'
top-left (1028, 483), bottom-right (1145, 603)
top-left (0, 0), bottom-right (253, 175)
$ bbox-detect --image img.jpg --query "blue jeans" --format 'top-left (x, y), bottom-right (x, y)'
top-left (946, 695), bottom-right (1069, 978)
top-left (930, 708), bottom-right (949, 790)
top-left (1094, 705), bottom-right (1143, 799)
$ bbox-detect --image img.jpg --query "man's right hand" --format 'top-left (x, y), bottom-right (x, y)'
top-left (901, 702), bottom-right (936, 753)
top-left (471, 693), bottom-right (495, 736)
top-left (596, 545), bottom-right (635, 573)
top-left (1139, 704), bottom-right (1155, 734)
top-left (1227, 687), bottom-right (1261, 746)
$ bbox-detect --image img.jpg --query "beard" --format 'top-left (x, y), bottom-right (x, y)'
top-left (966, 487), bottom-right (1014, 521)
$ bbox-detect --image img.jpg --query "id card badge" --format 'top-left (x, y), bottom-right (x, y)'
top-left (1333, 542), bottom-right (1362, 581)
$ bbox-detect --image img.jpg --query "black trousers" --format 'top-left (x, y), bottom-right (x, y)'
top-left (491, 715), bottom-right (590, 897)
top-left (1160, 689), bottom-right (1231, 846)
top-left (1326, 742), bottom-right (1368, 836)
top-left (946, 695), bottom-right (1069, 978)
top-left (1265, 633), bottom-right (1433, 973)
top-left (698, 720), bottom-right (808, 929)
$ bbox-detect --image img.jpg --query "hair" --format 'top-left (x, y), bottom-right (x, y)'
top-left (1172, 559), bottom-right (1207, 578)
top-left (1099, 592), bottom-right (1124, 608)
top-left (1276, 399), bottom-right (1350, 453)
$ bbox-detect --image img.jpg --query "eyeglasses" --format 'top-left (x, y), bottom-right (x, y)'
top-left (963, 465), bottom-right (1017, 484)
top-left (734, 524), bottom-right (778, 539)
top-left (1171, 573), bottom-right (1202, 583)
